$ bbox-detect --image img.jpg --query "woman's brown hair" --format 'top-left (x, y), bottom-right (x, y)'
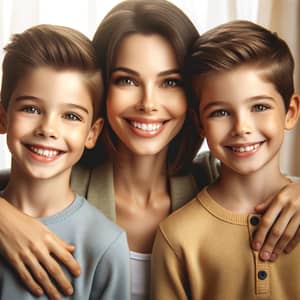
top-left (84, 0), bottom-right (201, 175)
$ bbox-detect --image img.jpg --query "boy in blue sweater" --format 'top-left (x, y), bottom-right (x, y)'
top-left (0, 24), bottom-right (130, 300)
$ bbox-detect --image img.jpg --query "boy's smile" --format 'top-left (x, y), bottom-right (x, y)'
top-left (24, 144), bottom-right (66, 162)
top-left (225, 141), bottom-right (264, 157)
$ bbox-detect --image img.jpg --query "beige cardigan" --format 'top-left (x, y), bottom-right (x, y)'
top-left (70, 151), bottom-right (220, 221)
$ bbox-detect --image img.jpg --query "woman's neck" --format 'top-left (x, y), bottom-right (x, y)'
top-left (113, 148), bottom-right (169, 207)
top-left (112, 148), bottom-right (171, 253)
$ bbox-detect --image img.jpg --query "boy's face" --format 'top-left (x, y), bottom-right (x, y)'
top-left (195, 66), bottom-right (299, 175)
top-left (0, 67), bottom-right (102, 180)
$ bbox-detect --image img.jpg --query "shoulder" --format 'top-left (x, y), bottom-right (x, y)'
top-left (191, 151), bottom-right (220, 189)
top-left (71, 161), bottom-right (116, 221)
top-left (72, 195), bottom-right (126, 253)
top-left (156, 190), bottom-right (212, 253)
top-left (79, 197), bottom-right (123, 236)
top-left (160, 193), bottom-right (205, 237)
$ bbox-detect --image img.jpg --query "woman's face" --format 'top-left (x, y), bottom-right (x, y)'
top-left (106, 33), bottom-right (187, 157)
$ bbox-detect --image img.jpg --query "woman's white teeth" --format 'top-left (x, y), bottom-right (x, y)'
top-left (30, 146), bottom-right (59, 157)
top-left (131, 121), bottom-right (162, 131)
top-left (231, 143), bottom-right (260, 153)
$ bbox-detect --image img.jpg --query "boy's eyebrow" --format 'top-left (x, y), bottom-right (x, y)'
top-left (201, 101), bottom-right (226, 111)
top-left (112, 66), bottom-right (181, 77)
top-left (201, 95), bottom-right (276, 111)
top-left (248, 95), bottom-right (276, 101)
top-left (15, 95), bottom-right (39, 102)
top-left (15, 95), bottom-right (90, 114)
top-left (64, 103), bottom-right (90, 114)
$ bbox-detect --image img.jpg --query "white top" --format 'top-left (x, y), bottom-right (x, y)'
top-left (130, 251), bottom-right (151, 300)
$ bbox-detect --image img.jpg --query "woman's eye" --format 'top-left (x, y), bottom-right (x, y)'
top-left (162, 78), bottom-right (183, 88)
top-left (253, 104), bottom-right (269, 112)
top-left (64, 113), bottom-right (82, 121)
top-left (21, 106), bottom-right (40, 114)
top-left (209, 110), bottom-right (229, 118)
top-left (114, 77), bottom-right (137, 86)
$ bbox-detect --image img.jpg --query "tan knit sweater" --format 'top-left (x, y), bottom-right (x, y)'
top-left (151, 187), bottom-right (300, 300)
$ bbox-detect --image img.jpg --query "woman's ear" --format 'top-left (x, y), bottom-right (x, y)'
top-left (285, 94), bottom-right (300, 130)
top-left (85, 118), bottom-right (104, 149)
top-left (0, 103), bottom-right (7, 134)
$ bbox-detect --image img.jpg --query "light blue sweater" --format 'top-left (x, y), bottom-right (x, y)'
top-left (0, 194), bottom-right (130, 299)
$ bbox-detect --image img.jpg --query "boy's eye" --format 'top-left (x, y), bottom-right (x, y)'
top-left (209, 109), bottom-right (229, 118)
top-left (114, 77), bottom-right (137, 86)
top-left (64, 113), bottom-right (82, 121)
top-left (162, 78), bottom-right (183, 88)
top-left (252, 104), bottom-right (269, 112)
top-left (21, 106), bottom-right (40, 114)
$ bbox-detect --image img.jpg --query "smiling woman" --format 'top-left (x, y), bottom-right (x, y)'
top-left (106, 34), bottom-right (187, 158)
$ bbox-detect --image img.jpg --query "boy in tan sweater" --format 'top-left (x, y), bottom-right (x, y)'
top-left (151, 20), bottom-right (300, 300)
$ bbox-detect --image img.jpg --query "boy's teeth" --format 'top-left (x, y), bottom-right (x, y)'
top-left (231, 143), bottom-right (260, 153)
top-left (30, 146), bottom-right (59, 157)
top-left (131, 121), bottom-right (162, 131)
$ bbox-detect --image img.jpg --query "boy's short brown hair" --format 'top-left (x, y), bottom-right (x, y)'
top-left (1, 24), bottom-right (103, 119)
top-left (187, 20), bottom-right (295, 111)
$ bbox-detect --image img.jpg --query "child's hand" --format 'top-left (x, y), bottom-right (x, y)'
top-left (252, 182), bottom-right (300, 261)
top-left (0, 197), bottom-right (81, 299)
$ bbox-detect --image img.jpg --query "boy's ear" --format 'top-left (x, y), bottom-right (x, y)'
top-left (0, 103), bottom-right (7, 134)
top-left (285, 94), bottom-right (300, 130)
top-left (85, 118), bottom-right (104, 149)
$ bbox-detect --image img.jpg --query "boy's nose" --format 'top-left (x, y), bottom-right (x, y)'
top-left (34, 119), bottom-right (58, 139)
top-left (231, 117), bottom-right (252, 137)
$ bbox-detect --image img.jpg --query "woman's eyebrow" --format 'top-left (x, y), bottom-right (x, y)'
top-left (111, 67), bottom-right (139, 76)
top-left (112, 67), bottom-right (181, 77)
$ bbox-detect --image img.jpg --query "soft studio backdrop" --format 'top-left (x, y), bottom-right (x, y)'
top-left (0, 0), bottom-right (299, 175)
